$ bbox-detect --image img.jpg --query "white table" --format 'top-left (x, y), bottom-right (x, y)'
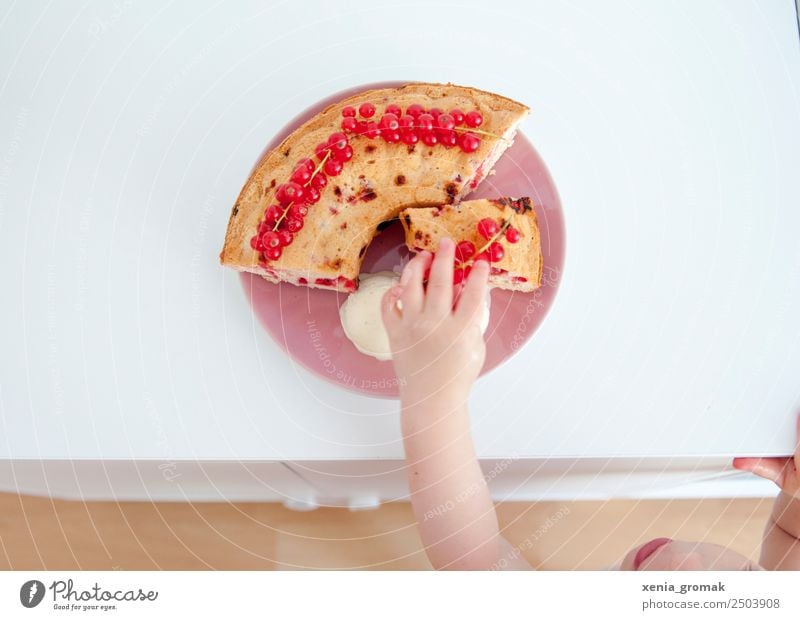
top-left (1, 0), bottom-right (798, 505)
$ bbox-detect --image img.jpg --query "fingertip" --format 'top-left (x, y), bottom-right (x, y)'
top-left (405, 250), bottom-right (431, 273)
top-left (400, 252), bottom-right (427, 285)
top-left (473, 254), bottom-right (490, 272)
top-left (438, 237), bottom-right (454, 252)
top-left (471, 257), bottom-right (490, 278)
top-left (413, 249), bottom-right (432, 263)
top-left (381, 284), bottom-right (403, 316)
top-left (390, 283), bottom-right (404, 302)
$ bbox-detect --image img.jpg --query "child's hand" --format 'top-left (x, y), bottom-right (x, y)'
top-left (381, 237), bottom-right (490, 403)
top-left (733, 414), bottom-right (800, 499)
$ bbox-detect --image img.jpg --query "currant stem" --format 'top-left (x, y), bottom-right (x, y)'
top-left (272, 150), bottom-right (332, 231)
top-left (453, 126), bottom-right (509, 142)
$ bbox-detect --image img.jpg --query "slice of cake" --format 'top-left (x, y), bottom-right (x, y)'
top-left (399, 197), bottom-right (542, 292)
top-left (220, 83), bottom-right (529, 292)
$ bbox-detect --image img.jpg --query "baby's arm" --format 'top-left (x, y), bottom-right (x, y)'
top-left (401, 386), bottom-right (499, 570)
top-left (382, 239), bottom-right (501, 570)
top-left (733, 414), bottom-right (800, 570)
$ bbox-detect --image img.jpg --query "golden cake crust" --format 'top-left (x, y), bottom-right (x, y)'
top-left (220, 83), bottom-right (529, 291)
top-left (399, 197), bottom-right (542, 292)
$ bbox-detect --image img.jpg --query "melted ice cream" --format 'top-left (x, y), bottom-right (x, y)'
top-left (340, 271), bottom-right (491, 361)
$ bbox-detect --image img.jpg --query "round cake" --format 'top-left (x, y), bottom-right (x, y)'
top-left (220, 83), bottom-right (530, 292)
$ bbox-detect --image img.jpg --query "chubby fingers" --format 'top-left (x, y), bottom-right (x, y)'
top-left (732, 414), bottom-right (800, 494)
top-left (397, 250), bottom-right (432, 315)
top-left (455, 258), bottom-right (490, 324)
top-left (381, 283), bottom-right (405, 331)
top-left (425, 238), bottom-right (456, 315)
top-left (733, 457), bottom-right (792, 487)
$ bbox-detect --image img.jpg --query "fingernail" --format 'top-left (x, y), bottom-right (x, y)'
top-left (386, 284), bottom-right (403, 302)
top-left (438, 237), bottom-right (454, 251)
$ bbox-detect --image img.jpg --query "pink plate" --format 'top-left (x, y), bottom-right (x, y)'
top-left (241, 83), bottom-right (565, 398)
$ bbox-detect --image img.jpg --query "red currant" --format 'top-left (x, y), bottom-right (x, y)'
top-left (406, 104), bottom-right (425, 118)
top-left (436, 113), bottom-right (455, 131)
top-left (385, 103), bottom-right (402, 117)
top-left (288, 203), bottom-right (308, 218)
top-left (324, 158), bottom-right (343, 176)
top-left (417, 113), bottom-right (434, 132)
top-left (296, 158), bottom-right (315, 174)
top-left (286, 217), bottom-right (304, 233)
top-left (264, 205), bottom-right (283, 225)
top-left (277, 230), bottom-right (293, 246)
top-left (421, 132), bottom-right (438, 146)
top-left (458, 132), bottom-right (480, 153)
top-left (342, 105), bottom-right (356, 117)
top-left (399, 114), bottom-right (415, 131)
top-left (364, 121), bottom-right (381, 139)
top-left (265, 246), bottom-right (282, 261)
top-left (401, 131), bottom-right (419, 145)
top-left (429, 107), bottom-right (443, 120)
top-left (310, 172), bottom-right (327, 190)
top-left (328, 132), bottom-right (348, 151)
top-left (341, 117), bottom-right (357, 132)
top-left (439, 130), bottom-right (457, 148)
top-left (359, 102), bottom-right (375, 118)
top-left (465, 110), bottom-right (483, 128)
top-left (455, 240), bottom-right (476, 262)
top-left (276, 182), bottom-right (304, 206)
top-left (290, 166), bottom-right (311, 185)
top-left (379, 113), bottom-right (400, 132)
top-left (489, 241), bottom-right (505, 262)
top-left (304, 186), bottom-right (320, 203)
top-left (382, 130), bottom-right (401, 143)
top-left (453, 268), bottom-right (466, 284)
top-left (477, 218), bottom-right (499, 239)
top-left (314, 142), bottom-right (331, 160)
top-left (261, 230), bottom-right (281, 249)
top-left (335, 144), bottom-right (354, 162)
top-left (505, 227), bottom-right (521, 243)
top-left (450, 108), bottom-right (465, 125)
top-left (250, 235), bottom-right (261, 250)
top-left (474, 251), bottom-right (490, 262)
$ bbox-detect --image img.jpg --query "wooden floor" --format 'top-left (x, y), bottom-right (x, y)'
top-left (0, 493), bottom-right (771, 570)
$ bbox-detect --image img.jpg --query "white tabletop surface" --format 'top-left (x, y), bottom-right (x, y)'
top-left (1, 0), bottom-right (799, 461)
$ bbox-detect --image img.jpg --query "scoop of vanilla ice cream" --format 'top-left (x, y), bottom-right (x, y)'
top-left (340, 272), bottom-right (397, 361)
top-left (340, 271), bottom-right (491, 361)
